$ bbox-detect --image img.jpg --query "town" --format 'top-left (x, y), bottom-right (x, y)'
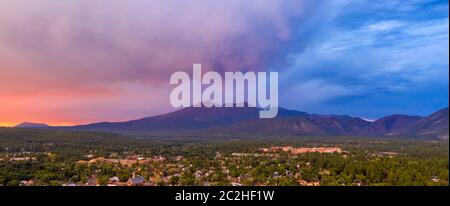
top-left (1, 142), bottom-right (447, 186)
top-left (13, 146), bottom-right (346, 186)
top-left (0, 129), bottom-right (448, 186)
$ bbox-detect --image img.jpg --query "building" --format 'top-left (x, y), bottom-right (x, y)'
top-left (260, 146), bottom-right (343, 154)
top-left (231, 182), bottom-right (243, 186)
top-left (291, 147), bottom-right (342, 154)
top-left (298, 180), bottom-right (320, 186)
top-left (62, 182), bottom-right (77, 186)
top-left (127, 173), bottom-right (145, 186)
top-left (86, 178), bottom-right (98, 186)
top-left (20, 180), bottom-right (34, 186)
top-left (109, 176), bottom-right (120, 184)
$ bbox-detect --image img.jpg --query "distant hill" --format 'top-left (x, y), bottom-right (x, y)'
top-left (406, 108), bottom-right (449, 139)
top-left (212, 108), bottom-right (449, 139)
top-left (210, 115), bottom-right (371, 136)
top-left (15, 122), bottom-right (49, 128)
top-left (366, 114), bottom-right (423, 136)
top-left (50, 106), bottom-right (448, 139)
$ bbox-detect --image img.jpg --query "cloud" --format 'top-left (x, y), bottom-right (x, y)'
top-left (283, 79), bottom-right (361, 106)
top-left (0, 0), bottom-right (320, 84)
top-left (0, 0), bottom-right (322, 124)
top-left (0, 0), bottom-right (447, 123)
top-left (366, 20), bottom-right (404, 32)
top-left (279, 0), bottom-right (449, 117)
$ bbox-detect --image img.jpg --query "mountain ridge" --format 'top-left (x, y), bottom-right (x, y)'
top-left (15, 122), bottom-right (49, 128)
top-left (17, 106), bottom-right (449, 139)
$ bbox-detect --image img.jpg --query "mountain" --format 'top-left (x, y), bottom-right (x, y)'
top-left (209, 114), bottom-right (372, 136)
top-left (15, 122), bottom-right (49, 128)
top-left (58, 105), bottom-right (306, 134)
top-left (407, 108), bottom-right (449, 139)
top-left (214, 108), bottom-right (449, 139)
top-left (52, 106), bottom-right (448, 139)
top-left (368, 114), bottom-right (423, 135)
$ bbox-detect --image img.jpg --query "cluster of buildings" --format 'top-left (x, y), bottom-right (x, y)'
top-left (0, 151), bottom-right (51, 162)
top-left (75, 155), bottom-right (169, 166)
top-left (259, 146), bottom-right (343, 154)
top-left (61, 173), bottom-right (150, 186)
top-left (68, 155), bottom-right (186, 186)
top-left (298, 179), bottom-right (321, 186)
top-left (10, 148), bottom-right (343, 186)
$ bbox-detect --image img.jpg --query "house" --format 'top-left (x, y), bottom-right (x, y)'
top-left (175, 156), bottom-right (183, 161)
top-left (88, 157), bottom-right (106, 164)
top-left (231, 182), bottom-right (243, 186)
top-left (109, 176), bottom-right (120, 184)
top-left (10, 157), bottom-right (32, 161)
top-left (431, 176), bottom-right (440, 183)
top-left (152, 156), bottom-right (166, 162)
top-left (127, 174), bottom-right (145, 186)
top-left (20, 180), bottom-right (34, 186)
top-left (120, 159), bottom-right (138, 166)
top-left (215, 152), bottom-right (222, 159)
top-left (84, 154), bottom-right (94, 159)
top-left (352, 179), bottom-right (363, 186)
top-left (298, 179), bottom-right (321, 186)
top-left (269, 146), bottom-right (294, 152)
top-left (62, 182), bottom-right (77, 186)
top-left (75, 160), bottom-right (89, 164)
top-left (259, 148), bottom-right (269, 153)
top-left (86, 178), bottom-right (98, 186)
top-left (194, 170), bottom-right (203, 179)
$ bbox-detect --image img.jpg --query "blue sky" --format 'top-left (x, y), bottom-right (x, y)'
top-left (279, 0), bottom-right (449, 119)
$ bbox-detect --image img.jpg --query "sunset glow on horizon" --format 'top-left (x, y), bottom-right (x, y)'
top-left (0, 122), bottom-right (16, 127)
top-left (0, 121), bottom-right (81, 127)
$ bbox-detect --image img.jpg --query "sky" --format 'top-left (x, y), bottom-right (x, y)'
top-left (0, 0), bottom-right (448, 126)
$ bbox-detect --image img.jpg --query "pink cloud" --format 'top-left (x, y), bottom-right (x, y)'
top-left (0, 0), bottom-right (319, 124)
